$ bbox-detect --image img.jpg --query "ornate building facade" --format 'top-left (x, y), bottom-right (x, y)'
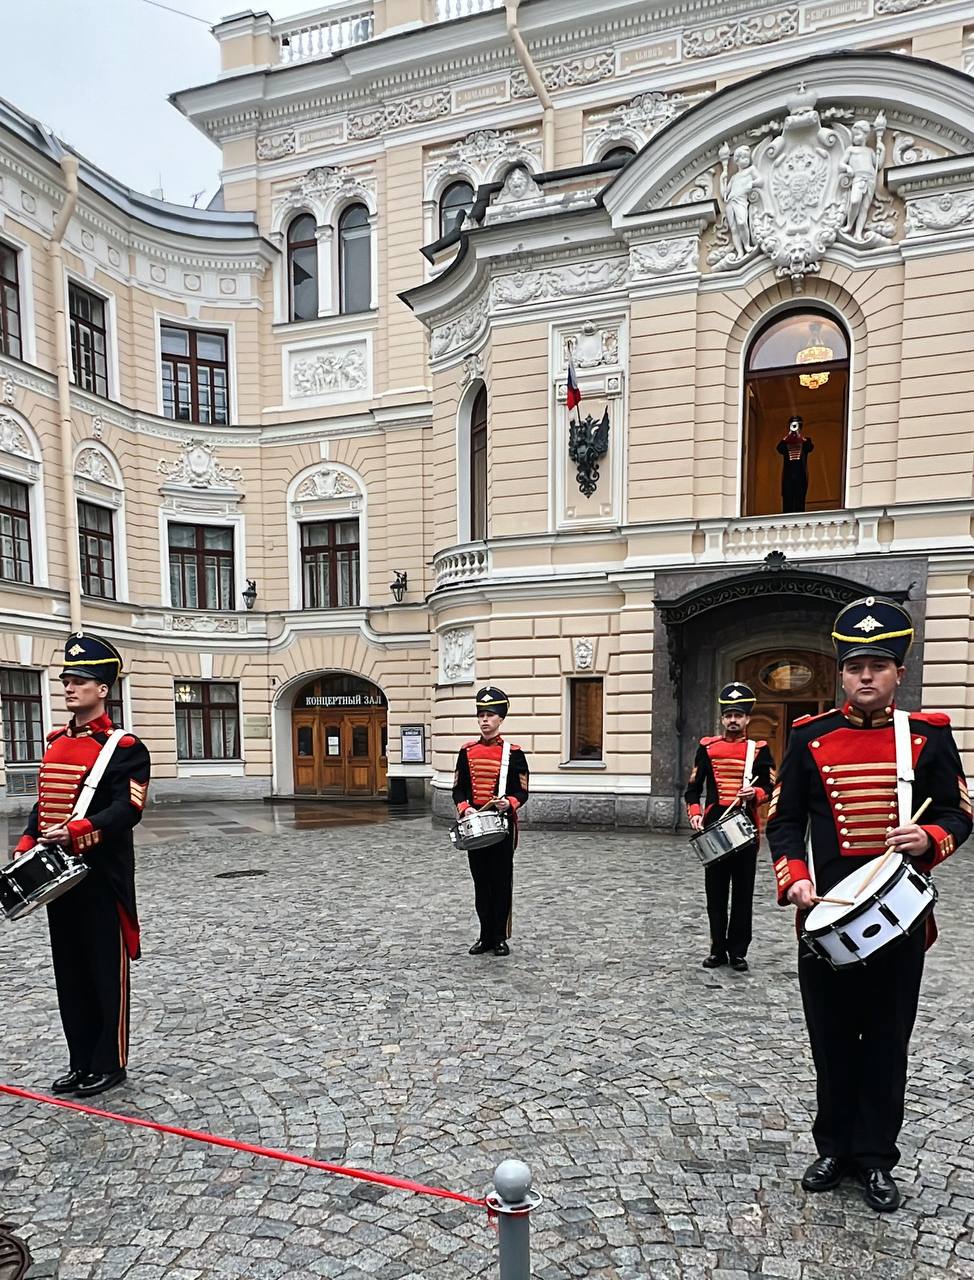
top-left (1, 0), bottom-right (972, 822)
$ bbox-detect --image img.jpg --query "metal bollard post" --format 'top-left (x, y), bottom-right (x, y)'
top-left (488, 1158), bottom-right (542, 1280)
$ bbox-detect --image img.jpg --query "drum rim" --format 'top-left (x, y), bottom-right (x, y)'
top-left (808, 886), bottom-right (937, 967)
top-left (804, 856), bottom-right (925, 936)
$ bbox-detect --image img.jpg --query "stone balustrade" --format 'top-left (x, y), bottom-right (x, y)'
top-left (721, 512), bottom-right (861, 561)
top-left (435, 0), bottom-right (503, 19)
top-left (275, 4), bottom-right (375, 64)
top-left (433, 542), bottom-right (489, 588)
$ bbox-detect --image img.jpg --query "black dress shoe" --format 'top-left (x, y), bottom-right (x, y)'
top-left (729, 956), bottom-right (749, 972)
top-left (492, 942), bottom-right (510, 956)
top-left (75, 1069), bottom-right (127, 1098)
top-left (51, 1069), bottom-right (86, 1095)
top-left (858, 1167), bottom-right (900, 1212)
top-left (801, 1155), bottom-right (846, 1192)
top-left (468, 940), bottom-right (490, 955)
top-left (702, 953), bottom-right (728, 969)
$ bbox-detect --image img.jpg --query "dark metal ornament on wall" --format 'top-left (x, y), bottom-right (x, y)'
top-left (568, 408), bottom-right (610, 498)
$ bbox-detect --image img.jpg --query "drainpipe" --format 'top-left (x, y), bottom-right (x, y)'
top-left (504, 0), bottom-right (554, 170)
top-left (50, 153), bottom-right (82, 631)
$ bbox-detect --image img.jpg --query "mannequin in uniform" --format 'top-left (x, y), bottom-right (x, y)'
top-left (685, 682), bottom-right (775, 972)
top-left (777, 415), bottom-right (814, 513)
top-left (452, 687), bottom-right (529, 957)
top-left (767, 597), bottom-right (970, 1211)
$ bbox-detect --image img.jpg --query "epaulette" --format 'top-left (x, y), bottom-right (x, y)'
top-left (463, 739), bottom-right (481, 748)
top-left (118, 733), bottom-right (139, 748)
top-left (792, 708), bottom-right (838, 729)
top-left (46, 726), bottom-right (67, 743)
top-left (910, 711), bottom-right (951, 727)
top-left (754, 739), bottom-right (768, 749)
top-left (700, 735), bottom-right (722, 745)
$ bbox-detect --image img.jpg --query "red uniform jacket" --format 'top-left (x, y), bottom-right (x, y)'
top-left (684, 735), bottom-right (775, 832)
top-left (452, 737), bottom-right (530, 848)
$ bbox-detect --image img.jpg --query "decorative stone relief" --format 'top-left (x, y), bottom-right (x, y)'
top-left (81, 230), bottom-right (95, 251)
top-left (348, 91), bottom-right (451, 140)
top-left (91, 415), bottom-right (104, 440)
top-left (684, 8), bottom-right (799, 59)
top-left (21, 192), bottom-right (36, 214)
top-left (158, 440), bottom-right (243, 490)
top-left (891, 135), bottom-right (941, 166)
top-left (440, 628), bottom-right (475, 684)
top-left (586, 90), bottom-right (695, 160)
top-left (708, 86), bottom-right (893, 280)
top-left (458, 352), bottom-right (484, 387)
top-left (292, 164), bottom-right (374, 204)
top-left (631, 237), bottom-right (698, 277)
top-left (107, 247), bottom-right (121, 268)
top-left (150, 265), bottom-right (166, 284)
top-left (289, 341), bottom-right (369, 400)
top-left (574, 639), bottom-right (595, 671)
top-left (492, 259), bottom-right (629, 308)
top-left (183, 273), bottom-right (202, 292)
top-left (494, 166), bottom-right (544, 207)
top-left (563, 322), bottom-right (619, 370)
top-left (904, 192), bottom-right (974, 236)
top-left (219, 278), bottom-right (238, 295)
top-left (257, 131), bottom-right (296, 160)
top-left (0, 414), bottom-right (30, 457)
top-left (430, 295), bottom-right (489, 360)
top-left (169, 615), bottom-right (240, 633)
top-left (444, 128), bottom-right (532, 169)
top-left (2, 377), bottom-right (14, 406)
top-left (875, 0), bottom-right (937, 11)
top-left (75, 448), bottom-right (115, 485)
top-left (511, 51), bottom-right (614, 97)
top-left (294, 468), bottom-right (359, 501)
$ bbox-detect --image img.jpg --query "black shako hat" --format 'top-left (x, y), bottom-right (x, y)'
top-left (475, 686), bottom-right (510, 718)
top-left (718, 682), bottom-right (756, 715)
top-left (832, 596), bottom-right (914, 665)
top-left (59, 632), bottom-right (123, 688)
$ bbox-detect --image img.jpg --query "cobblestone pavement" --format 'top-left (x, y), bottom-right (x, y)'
top-left (1, 814), bottom-right (973, 1279)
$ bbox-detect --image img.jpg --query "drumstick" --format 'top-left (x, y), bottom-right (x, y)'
top-left (811, 894), bottom-right (856, 907)
top-left (856, 797), bottom-right (933, 895)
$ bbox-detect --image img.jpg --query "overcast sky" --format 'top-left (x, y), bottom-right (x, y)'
top-left (4, 0), bottom-right (315, 207)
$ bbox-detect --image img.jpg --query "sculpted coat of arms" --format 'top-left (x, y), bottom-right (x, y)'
top-left (709, 85), bottom-right (893, 280)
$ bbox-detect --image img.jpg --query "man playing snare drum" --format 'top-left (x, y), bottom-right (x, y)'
top-left (452, 686), bottom-right (529, 957)
top-left (9, 633), bottom-right (151, 1098)
top-left (767, 597), bottom-right (971, 1212)
top-left (685, 683), bottom-right (775, 972)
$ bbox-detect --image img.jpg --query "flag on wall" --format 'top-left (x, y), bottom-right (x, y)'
top-left (566, 360), bottom-right (582, 412)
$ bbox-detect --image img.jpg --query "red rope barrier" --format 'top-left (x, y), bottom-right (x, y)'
top-left (0, 1083), bottom-right (488, 1210)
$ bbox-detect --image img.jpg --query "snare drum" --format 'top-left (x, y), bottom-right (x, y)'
top-left (0, 844), bottom-right (88, 921)
top-left (689, 809), bottom-right (757, 867)
top-left (449, 809), bottom-right (509, 852)
top-left (803, 854), bottom-right (937, 969)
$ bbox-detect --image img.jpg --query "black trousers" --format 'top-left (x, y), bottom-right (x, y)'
top-left (47, 871), bottom-right (130, 1074)
top-left (781, 466), bottom-right (808, 513)
top-left (468, 839), bottom-right (514, 946)
top-left (704, 842), bottom-right (757, 957)
top-left (798, 924), bottom-right (925, 1170)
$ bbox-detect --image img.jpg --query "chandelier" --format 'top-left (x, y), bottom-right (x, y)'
top-left (796, 322), bottom-right (833, 390)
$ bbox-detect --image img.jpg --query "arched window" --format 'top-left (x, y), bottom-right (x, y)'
top-left (338, 204), bottom-right (371, 315)
top-left (439, 180), bottom-right (475, 239)
top-left (469, 383), bottom-right (487, 542)
top-left (742, 310), bottom-right (850, 517)
top-left (287, 214), bottom-right (318, 322)
top-left (602, 145), bottom-right (637, 165)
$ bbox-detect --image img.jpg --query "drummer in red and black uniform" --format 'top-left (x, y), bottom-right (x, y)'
top-left (11, 633), bottom-right (151, 1098)
top-left (685, 682), bottom-right (775, 972)
top-left (452, 686), bottom-right (529, 957)
top-left (767, 596), bottom-right (971, 1212)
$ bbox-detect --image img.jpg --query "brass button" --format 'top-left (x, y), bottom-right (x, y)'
top-left (914, 737), bottom-right (923, 745)
top-left (811, 740), bottom-right (820, 748)
top-left (835, 803), bottom-right (844, 811)
top-left (822, 766), bottom-right (831, 774)
top-left (843, 841), bottom-right (851, 849)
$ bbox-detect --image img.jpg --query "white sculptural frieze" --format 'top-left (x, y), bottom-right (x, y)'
top-left (709, 85), bottom-right (894, 280)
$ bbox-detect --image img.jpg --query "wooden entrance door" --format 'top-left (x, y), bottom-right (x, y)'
top-left (735, 649), bottom-right (835, 769)
top-left (344, 714), bottom-right (375, 794)
top-left (291, 709), bottom-right (386, 795)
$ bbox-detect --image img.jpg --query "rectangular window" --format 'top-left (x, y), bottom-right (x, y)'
top-left (106, 680), bottom-right (125, 729)
top-left (300, 519), bottom-right (360, 608)
top-left (174, 680), bottom-right (240, 760)
top-left (569, 677), bottom-right (603, 762)
top-left (168, 522), bottom-right (235, 610)
top-left (0, 668), bottom-right (43, 764)
top-left (0, 477), bottom-right (32, 584)
top-left (78, 500), bottom-right (116, 600)
top-left (161, 324), bottom-right (230, 425)
top-left (69, 282), bottom-right (109, 397)
top-left (0, 241), bottom-right (22, 360)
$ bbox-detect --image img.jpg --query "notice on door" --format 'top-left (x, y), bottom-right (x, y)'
top-left (326, 733), bottom-right (340, 756)
top-left (401, 725), bottom-right (425, 764)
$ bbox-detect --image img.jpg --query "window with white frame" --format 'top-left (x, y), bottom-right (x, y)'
top-left (174, 680), bottom-right (240, 760)
top-left (439, 180), bottom-right (475, 239)
top-left (161, 324), bottom-right (230, 425)
top-left (0, 476), bottom-right (32, 584)
top-left (78, 499), bottom-right (116, 600)
top-left (68, 282), bottom-right (109, 398)
top-left (338, 204), bottom-right (371, 314)
top-left (287, 214), bottom-right (319, 322)
top-left (569, 677), bottom-right (604, 761)
top-left (0, 667), bottom-right (44, 763)
top-left (168, 522), bottom-right (235, 610)
top-left (301, 519), bottom-right (360, 608)
top-left (106, 677), bottom-right (126, 730)
top-left (0, 240), bottom-right (22, 360)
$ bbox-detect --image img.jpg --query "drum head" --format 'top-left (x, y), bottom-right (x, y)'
top-left (805, 854), bottom-right (905, 930)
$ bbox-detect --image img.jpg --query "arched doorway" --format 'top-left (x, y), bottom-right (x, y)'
top-left (742, 309), bottom-right (850, 517)
top-left (291, 673), bottom-right (388, 796)
top-left (735, 648), bottom-right (835, 769)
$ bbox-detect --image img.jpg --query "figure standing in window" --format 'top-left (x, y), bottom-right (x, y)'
top-left (452, 686), bottom-right (529, 957)
top-left (8, 634), bottom-right (151, 1097)
top-left (685, 682), bottom-right (775, 972)
top-left (777, 415), bottom-right (814, 513)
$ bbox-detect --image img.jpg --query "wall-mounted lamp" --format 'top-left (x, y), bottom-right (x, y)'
top-left (390, 570), bottom-right (408, 604)
top-left (242, 578), bottom-right (258, 611)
